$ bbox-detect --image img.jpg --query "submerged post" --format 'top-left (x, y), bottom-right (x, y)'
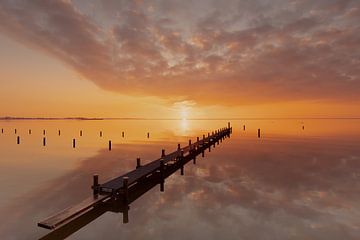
top-left (161, 149), bottom-right (165, 157)
top-left (43, 137), bottom-right (46, 146)
top-left (109, 140), bottom-right (112, 151)
top-left (136, 158), bottom-right (141, 169)
top-left (243, 125), bottom-right (246, 131)
top-left (58, 130), bottom-right (61, 136)
top-left (100, 131), bottom-right (102, 137)
top-left (1, 128), bottom-right (3, 133)
top-left (14, 129), bottom-right (17, 134)
top-left (73, 139), bottom-right (76, 148)
top-left (29, 129), bottom-right (31, 135)
top-left (147, 132), bottom-right (150, 138)
top-left (17, 136), bottom-right (20, 144)
top-left (80, 130), bottom-right (82, 137)
top-left (93, 174), bottom-right (99, 195)
top-left (177, 143), bottom-right (181, 151)
top-left (122, 131), bottom-right (124, 138)
top-left (258, 129), bottom-right (261, 138)
top-left (43, 130), bottom-right (46, 136)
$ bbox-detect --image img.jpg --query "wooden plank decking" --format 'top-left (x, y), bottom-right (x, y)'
top-left (38, 125), bottom-right (232, 231)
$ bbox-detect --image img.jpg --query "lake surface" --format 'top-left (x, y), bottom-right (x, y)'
top-left (0, 119), bottom-right (359, 240)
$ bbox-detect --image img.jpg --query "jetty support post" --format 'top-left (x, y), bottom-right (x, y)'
top-left (258, 129), bottom-right (261, 138)
top-left (43, 137), bottom-right (46, 146)
top-left (123, 176), bottom-right (129, 204)
top-left (92, 174), bottom-right (99, 195)
top-left (109, 140), bottom-right (112, 151)
top-left (161, 149), bottom-right (165, 158)
top-left (136, 158), bottom-right (141, 169)
top-left (73, 139), bottom-right (76, 148)
top-left (160, 160), bottom-right (165, 192)
top-left (17, 136), bottom-right (20, 144)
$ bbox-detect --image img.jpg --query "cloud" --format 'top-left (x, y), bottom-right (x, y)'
top-left (0, 0), bottom-right (359, 105)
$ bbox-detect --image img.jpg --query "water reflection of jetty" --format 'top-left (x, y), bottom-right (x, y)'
top-left (38, 123), bottom-right (233, 239)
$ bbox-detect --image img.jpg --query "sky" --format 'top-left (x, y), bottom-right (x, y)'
top-left (0, 0), bottom-right (359, 118)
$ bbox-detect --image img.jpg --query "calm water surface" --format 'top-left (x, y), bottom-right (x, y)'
top-left (0, 119), bottom-right (359, 240)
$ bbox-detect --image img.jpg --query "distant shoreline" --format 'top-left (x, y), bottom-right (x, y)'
top-left (0, 117), bottom-right (359, 121)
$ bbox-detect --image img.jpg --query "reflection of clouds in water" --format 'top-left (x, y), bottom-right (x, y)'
top-left (1, 135), bottom-right (360, 240)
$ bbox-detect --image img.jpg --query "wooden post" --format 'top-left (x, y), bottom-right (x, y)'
top-left (73, 139), bottom-right (76, 148)
top-left (258, 129), bottom-right (261, 138)
top-left (43, 137), bottom-right (46, 146)
top-left (147, 132), bottom-right (150, 138)
top-left (43, 130), bottom-right (46, 136)
top-left (177, 143), bottom-right (181, 151)
top-left (302, 126), bottom-right (305, 130)
top-left (188, 139), bottom-right (192, 151)
top-left (80, 130), bottom-right (82, 137)
top-left (136, 158), bottom-right (141, 169)
top-left (29, 129), bottom-right (31, 135)
top-left (17, 136), bottom-right (20, 144)
top-left (161, 149), bottom-right (165, 157)
top-left (122, 131), bottom-right (124, 138)
top-left (14, 129), bottom-right (17, 134)
top-left (123, 206), bottom-right (129, 224)
top-left (100, 131), bottom-right (102, 137)
top-left (243, 125), bottom-right (246, 131)
top-left (123, 177), bottom-right (129, 203)
top-left (93, 174), bottom-right (99, 195)
top-left (160, 160), bottom-right (164, 192)
top-left (109, 140), bottom-right (112, 151)
top-left (1, 128), bottom-right (3, 133)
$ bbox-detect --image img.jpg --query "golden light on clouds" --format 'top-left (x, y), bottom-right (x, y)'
top-left (0, 0), bottom-right (359, 117)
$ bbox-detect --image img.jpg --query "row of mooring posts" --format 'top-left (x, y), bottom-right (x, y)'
top-left (0, 129), bottom-right (157, 138)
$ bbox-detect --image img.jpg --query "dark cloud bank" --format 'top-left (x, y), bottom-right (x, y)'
top-left (0, 0), bottom-right (359, 105)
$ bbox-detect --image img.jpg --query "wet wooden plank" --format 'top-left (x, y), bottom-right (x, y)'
top-left (38, 195), bottom-right (110, 229)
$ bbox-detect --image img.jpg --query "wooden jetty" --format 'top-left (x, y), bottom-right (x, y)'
top-left (38, 125), bottom-right (232, 233)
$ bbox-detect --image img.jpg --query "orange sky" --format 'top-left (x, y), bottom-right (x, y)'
top-left (0, 0), bottom-right (359, 118)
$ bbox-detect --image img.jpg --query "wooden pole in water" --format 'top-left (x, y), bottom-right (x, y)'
top-left (73, 139), bottom-right (76, 148)
top-left (188, 139), bottom-right (191, 150)
top-left (93, 174), bottom-right (99, 195)
top-left (147, 132), bottom-right (150, 138)
top-left (17, 136), bottom-right (20, 144)
top-left (1, 128), bottom-right (3, 133)
top-left (161, 149), bottom-right (165, 157)
top-left (15, 129), bottom-right (17, 134)
top-left (43, 130), bottom-right (46, 136)
top-left (109, 140), bottom-right (112, 151)
top-left (136, 158), bottom-right (141, 169)
top-left (100, 131), bottom-right (102, 137)
top-left (29, 129), bottom-right (31, 134)
top-left (80, 130), bottom-right (82, 137)
top-left (123, 176), bottom-right (129, 203)
top-left (258, 129), bottom-right (261, 138)
top-left (122, 131), bottom-right (124, 138)
top-left (160, 160), bottom-right (164, 192)
top-left (177, 143), bottom-right (181, 151)
top-left (243, 125), bottom-right (246, 131)
top-left (43, 137), bottom-right (46, 146)
top-left (58, 130), bottom-right (61, 136)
